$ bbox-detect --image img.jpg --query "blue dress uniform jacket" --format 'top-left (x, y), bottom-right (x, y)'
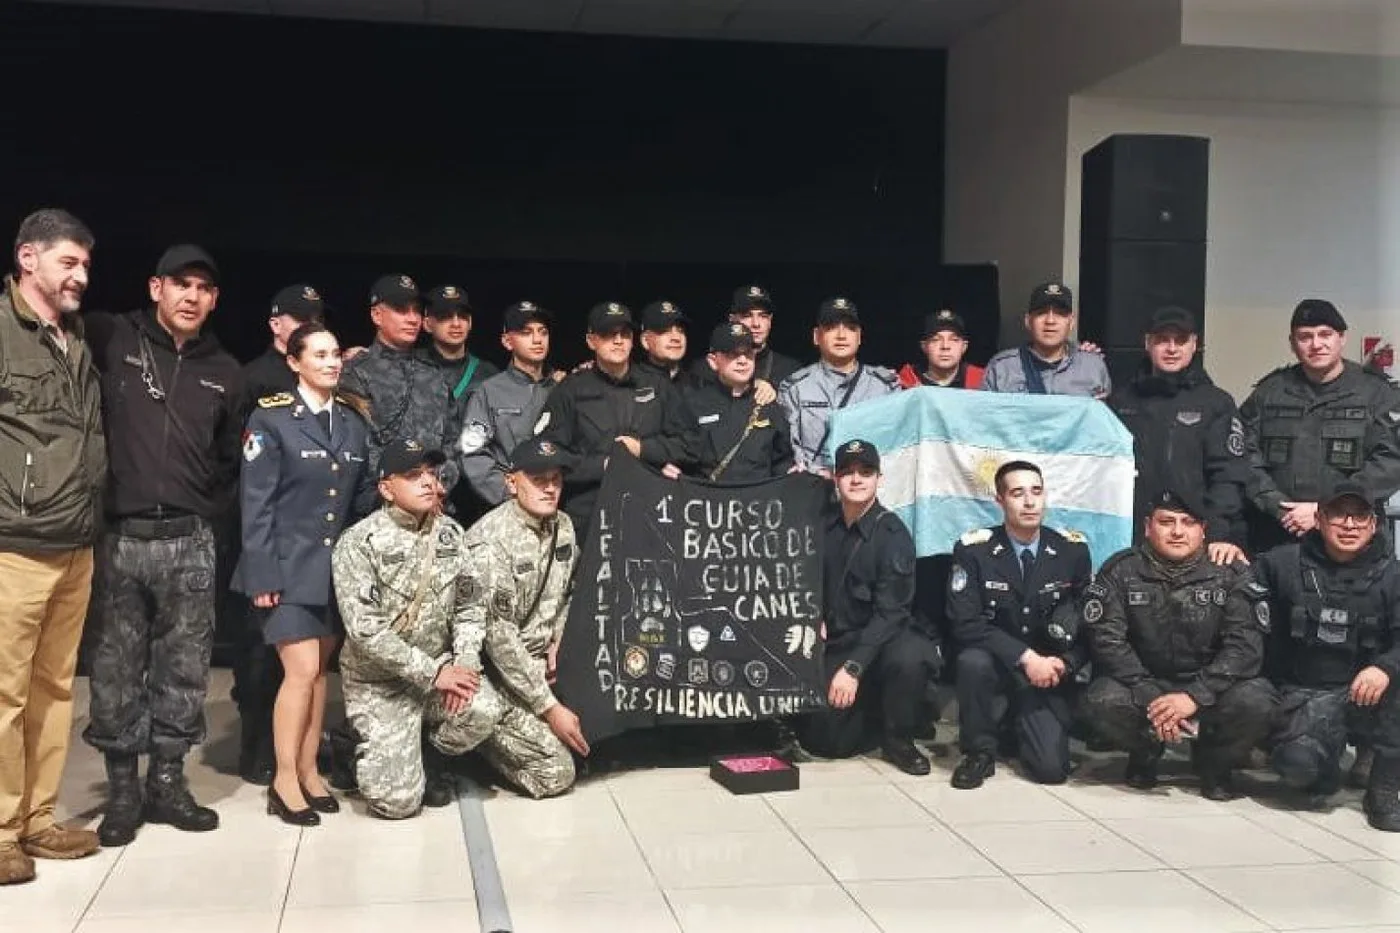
top-left (232, 392), bottom-right (375, 605)
top-left (948, 526), bottom-right (1093, 672)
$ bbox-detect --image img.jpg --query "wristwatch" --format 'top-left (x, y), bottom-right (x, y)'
top-left (842, 660), bottom-right (864, 679)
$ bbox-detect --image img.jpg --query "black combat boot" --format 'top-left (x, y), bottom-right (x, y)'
top-left (1349, 745), bottom-right (1375, 789)
top-left (1125, 744), bottom-right (1164, 790)
top-left (327, 724), bottom-right (360, 793)
top-left (145, 756), bottom-right (219, 832)
top-left (97, 754), bottom-right (144, 847)
top-left (421, 743), bottom-right (456, 808)
top-left (1364, 755), bottom-right (1400, 833)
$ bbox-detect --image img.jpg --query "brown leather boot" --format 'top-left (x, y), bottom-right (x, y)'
top-left (21, 825), bottom-right (100, 860)
top-left (0, 842), bottom-right (36, 885)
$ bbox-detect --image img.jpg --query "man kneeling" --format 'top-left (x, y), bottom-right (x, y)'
top-left (1081, 489), bottom-right (1274, 800)
top-left (463, 439), bottom-right (589, 798)
top-left (332, 439), bottom-right (507, 818)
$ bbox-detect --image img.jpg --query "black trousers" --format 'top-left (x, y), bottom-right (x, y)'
top-left (1082, 675), bottom-right (1275, 771)
top-left (799, 629), bottom-right (936, 759)
top-left (956, 647), bottom-right (1074, 784)
top-left (1269, 684), bottom-right (1400, 790)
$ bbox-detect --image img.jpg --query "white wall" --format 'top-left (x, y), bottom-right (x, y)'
top-left (1065, 96), bottom-right (1400, 401)
top-left (943, 0), bottom-right (1182, 341)
top-left (1182, 0), bottom-right (1400, 57)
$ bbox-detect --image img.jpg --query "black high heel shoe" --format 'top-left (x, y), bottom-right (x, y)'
top-left (300, 782), bottom-right (340, 815)
top-left (267, 786), bottom-right (320, 826)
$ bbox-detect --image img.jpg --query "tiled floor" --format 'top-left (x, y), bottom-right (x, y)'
top-left (14, 670), bottom-right (1400, 932)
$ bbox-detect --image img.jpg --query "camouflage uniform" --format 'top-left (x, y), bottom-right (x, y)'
top-left (331, 506), bottom-right (504, 819)
top-left (463, 499), bottom-right (579, 798)
top-left (340, 343), bottom-right (464, 493)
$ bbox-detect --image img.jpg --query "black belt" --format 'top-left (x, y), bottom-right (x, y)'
top-left (111, 514), bottom-right (203, 540)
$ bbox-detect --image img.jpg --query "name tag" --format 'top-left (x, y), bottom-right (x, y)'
top-left (985, 581), bottom-right (1010, 591)
top-left (698, 413), bottom-right (720, 425)
top-left (801, 401), bottom-right (830, 409)
top-left (343, 452), bottom-right (364, 462)
top-left (300, 450), bottom-right (328, 459)
top-left (494, 407), bottom-right (521, 416)
top-left (1128, 591), bottom-right (1149, 605)
top-left (199, 379), bottom-right (226, 394)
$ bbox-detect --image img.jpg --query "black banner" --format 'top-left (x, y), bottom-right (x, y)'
top-left (555, 456), bottom-right (829, 743)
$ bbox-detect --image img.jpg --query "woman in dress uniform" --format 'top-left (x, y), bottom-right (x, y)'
top-left (233, 322), bottom-right (374, 825)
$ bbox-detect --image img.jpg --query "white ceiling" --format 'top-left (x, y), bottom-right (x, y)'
top-left (29, 0), bottom-right (1020, 47)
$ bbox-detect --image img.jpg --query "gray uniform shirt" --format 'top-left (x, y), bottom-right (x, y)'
top-left (459, 366), bottom-right (556, 506)
top-left (982, 346), bottom-right (1112, 398)
top-left (778, 360), bottom-right (899, 472)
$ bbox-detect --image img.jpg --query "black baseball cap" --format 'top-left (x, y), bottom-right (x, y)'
top-left (1147, 306), bottom-right (1198, 335)
top-left (377, 438), bottom-right (446, 480)
top-left (1148, 487), bottom-right (1208, 522)
top-left (369, 274), bottom-right (421, 310)
top-left (155, 244), bottom-right (219, 285)
top-left (709, 321), bottom-right (757, 354)
top-left (1291, 299), bottom-right (1347, 333)
top-left (922, 309), bottom-right (967, 339)
top-left (1320, 480), bottom-right (1372, 509)
top-left (640, 300), bottom-right (690, 332)
top-left (834, 439), bottom-right (880, 474)
top-left (587, 301), bottom-right (635, 334)
top-left (730, 284), bottom-right (774, 315)
top-left (502, 300), bottom-right (552, 332)
top-left (817, 297), bottom-right (861, 327)
top-left (424, 284), bottom-right (471, 319)
top-left (270, 284), bottom-right (326, 323)
top-left (509, 438), bottom-right (574, 474)
top-left (1028, 281), bottom-right (1073, 313)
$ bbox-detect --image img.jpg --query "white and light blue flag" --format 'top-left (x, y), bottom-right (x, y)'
top-left (827, 388), bottom-right (1135, 570)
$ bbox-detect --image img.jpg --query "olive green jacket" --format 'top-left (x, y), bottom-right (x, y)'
top-left (0, 276), bottom-right (106, 551)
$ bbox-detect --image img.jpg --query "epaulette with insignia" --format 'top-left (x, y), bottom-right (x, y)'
top-left (257, 392), bottom-right (294, 408)
top-left (871, 366), bottom-right (899, 385)
top-left (785, 367), bottom-right (812, 385)
top-left (959, 528), bottom-right (992, 546)
top-left (1243, 580), bottom-right (1269, 599)
top-left (1057, 528), bottom-right (1087, 544)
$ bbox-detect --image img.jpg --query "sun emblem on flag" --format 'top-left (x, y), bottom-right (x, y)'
top-left (971, 453), bottom-right (1003, 496)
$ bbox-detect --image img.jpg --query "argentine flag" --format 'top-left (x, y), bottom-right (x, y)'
top-left (827, 388), bottom-right (1135, 570)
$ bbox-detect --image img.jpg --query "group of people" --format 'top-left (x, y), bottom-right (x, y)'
top-left (2, 202), bottom-right (1399, 888)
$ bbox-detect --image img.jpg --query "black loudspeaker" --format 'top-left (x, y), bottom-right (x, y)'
top-left (1079, 134), bottom-right (1210, 351)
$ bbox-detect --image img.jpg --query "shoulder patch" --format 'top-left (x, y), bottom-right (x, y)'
top-left (257, 392), bottom-right (294, 408)
top-left (960, 528), bottom-right (993, 546)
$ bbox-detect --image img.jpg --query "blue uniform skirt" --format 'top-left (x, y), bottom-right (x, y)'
top-left (261, 603), bottom-right (338, 646)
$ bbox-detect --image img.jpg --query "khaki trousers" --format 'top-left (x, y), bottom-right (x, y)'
top-left (0, 548), bottom-right (93, 844)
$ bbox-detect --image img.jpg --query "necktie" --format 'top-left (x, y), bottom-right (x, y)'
top-left (315, 409), bottom-right (332, 438)
top-left (1020, 548), bottom-right (1035, 581)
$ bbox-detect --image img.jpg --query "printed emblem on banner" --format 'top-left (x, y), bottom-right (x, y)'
top-left (655, 652), bottom-right (676, 681)
top-left (687, 625), bottom-right (711, 653)
top-left (639, 618), bottom-right (666, 646)
top-left (712, 661), bottom-right (736, 687)
top-left (1083, 599), bottom-right (1104, 623)
top-left (951, 565), bottom-right (968, 593)
top-left (1176, 410), bottom-right (1202, 426)
top-left (784, 625), bottom-right (817, 658)
top-left (242, 431), bottom-right (264, 462)
top-left (624, 646), bottom-right (649, 679)
top-left (743, 661), bottom-right (769, 688)
top-left (688, 658), bottom-right (709, 685)
top-left (719, 625), bottom-right (736, 642)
